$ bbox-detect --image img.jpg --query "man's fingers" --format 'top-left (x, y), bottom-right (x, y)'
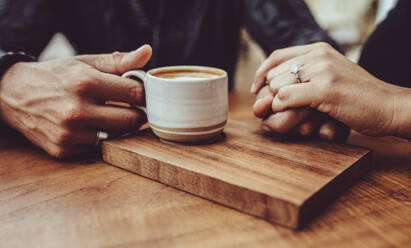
top-left (253, 86), bottom-right (274, 118)
top-left (78, 44), bottom-right (152, 74)
top-left (318, 119), bottom-right (350, 141)
top-left (87, 105), bottom-right (147, 131)
top-left (272, 83), bottom-right (317, 112)
top-left (91, 72), bottom-right (145, 105)
top-left (261, 107), bottom-right (312, 134)
top-left (251, 42), bottom-right (326, 94)
top-left (296, 111), bottom-right (326, 136)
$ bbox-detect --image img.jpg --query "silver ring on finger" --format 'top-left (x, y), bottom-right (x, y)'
top-left (290, 64), bottom-right (302, 84)
top-left (94, 130), bottom-right (109, 147)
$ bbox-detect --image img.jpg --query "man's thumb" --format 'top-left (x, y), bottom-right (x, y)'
top-left (78, 44), bottom-right (152, 74)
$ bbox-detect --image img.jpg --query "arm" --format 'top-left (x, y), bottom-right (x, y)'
top-left (0, 0), bottom-right (62, 57)
top-left (0, 0), bottom-right (57, 140)
top-left (243, 0), bottom-right (342, 55)
top-left (393, 91), bottom-right (411, 140)
top-left (359, 0), bottom-right (411, 88)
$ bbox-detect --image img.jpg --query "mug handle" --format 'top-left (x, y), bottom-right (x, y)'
top-left (121, 70), bottom-right (147, 110)
top-left (121, 70), bottom-right (146, 83)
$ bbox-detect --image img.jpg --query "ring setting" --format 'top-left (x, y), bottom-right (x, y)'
top-left (94, 130), bottom-right (109, 147)
top-left (290, 65), bottom-right (302, 84)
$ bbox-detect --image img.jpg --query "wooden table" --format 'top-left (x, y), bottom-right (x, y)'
top-left (1, 93), bottom-right (410, 248)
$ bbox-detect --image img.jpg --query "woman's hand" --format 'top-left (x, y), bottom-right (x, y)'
top-left (0, 45), bottom-right (152, 158)
top-left (251, 42), bottom-right (409, 138)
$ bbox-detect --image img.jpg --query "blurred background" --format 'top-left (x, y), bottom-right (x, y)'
top-left (39, 0), bottom-right (398, 92)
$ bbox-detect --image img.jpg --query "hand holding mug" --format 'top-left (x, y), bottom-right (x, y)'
top-left (0, 45), bottom-right (152, 158)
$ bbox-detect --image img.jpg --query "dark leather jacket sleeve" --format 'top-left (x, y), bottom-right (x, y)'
top-left (359, 0), bottom-right (411, 87)
top-left (0, 0), bottom-right (63, 57)
top-left (0, 0), bottom-right (339, 57)
top-left (244, 0), bottom-right (341, 54)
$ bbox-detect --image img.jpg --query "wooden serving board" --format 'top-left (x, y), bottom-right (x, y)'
top-left (102, 120), bottom-right (371, 229)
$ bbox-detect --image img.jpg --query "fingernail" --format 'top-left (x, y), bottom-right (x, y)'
top-left (136, 44), bottom-right (149, 52)
top-left (250, 84), bottom-right (256, 94)
top-left (128, 45), bottom-right (148, 57)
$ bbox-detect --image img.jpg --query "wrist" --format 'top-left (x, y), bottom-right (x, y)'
top-left (0, 52), bottom-right (36, 123)
top-left (388, 85), bottom-right (411, 140)
top-left (0, 52), bottom-right (36, 81)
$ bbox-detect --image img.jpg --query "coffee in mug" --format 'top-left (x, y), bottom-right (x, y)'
top-left (151, 68), bottom-right (223, 79)
top-left (122, 66), bottom-right (228, 143)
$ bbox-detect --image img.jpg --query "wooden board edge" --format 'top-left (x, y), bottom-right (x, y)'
top-left (297, 150), bottom-right (373, 229)
top-left (101, 142), bottom-right (301, 229)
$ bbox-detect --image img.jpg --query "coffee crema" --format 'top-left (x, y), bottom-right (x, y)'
top-left (152, 69), bottom-right (223, 79)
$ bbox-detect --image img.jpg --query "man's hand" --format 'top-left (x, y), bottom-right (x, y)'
top-left (0, 45), bottom-right (152, 158)
top-left (251, 42), bottom-right (408, 138)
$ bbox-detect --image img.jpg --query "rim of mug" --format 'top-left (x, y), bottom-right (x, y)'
top-left (146, 65), bottom-right (227, 82)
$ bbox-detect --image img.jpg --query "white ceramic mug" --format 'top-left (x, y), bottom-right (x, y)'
top-left (122, 65), bottom-right (228, 143)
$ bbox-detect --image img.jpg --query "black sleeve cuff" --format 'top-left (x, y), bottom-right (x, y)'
top-left (0, 51), bottom-right (37, 79)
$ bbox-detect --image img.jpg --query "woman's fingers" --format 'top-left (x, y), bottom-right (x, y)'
top-left (253, 86), bottom-right (274, 118)
top-left (261, 107), bottom-right (312, 134)
top-left (251, 42), bottom-right (330, 94)
top-left (272, 83), bottom-right (318, 112)
top-left (268, 66), bottom-right (311, 95)
top-left (265, 55), bottom-right (310, 84)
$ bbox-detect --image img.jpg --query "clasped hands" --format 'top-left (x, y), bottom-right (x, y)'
top-left (251, 42), bottom-right (406, 141)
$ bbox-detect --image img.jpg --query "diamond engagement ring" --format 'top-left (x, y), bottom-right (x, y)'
top-left (290, 65), bottom-right (302, 84)
top-left (94, 130), bottom-right (109, 147)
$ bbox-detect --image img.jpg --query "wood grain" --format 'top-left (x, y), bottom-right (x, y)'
top-left (0, 93), bottom-right (410, 248)
top-left (102, 120), bottom-right (371, 229)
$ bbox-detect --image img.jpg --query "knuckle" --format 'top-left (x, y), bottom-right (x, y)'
top-left (111, 51), bottom-right (123, 63)
top-left (318, 79), bottom-right (334, 99)
top-left (53, 128), bottom-right (73, 145)
top-left (276, 87), bottom-right (290, 102)
top-left (73, 80), bottom-right (95, 95)
top-left (269, 83), bottom-right (281, 95)
top-left (317, 61), bottom-right (334, 72)
top-left (123, 114), bottom-right (139, 129)
top-left (110, 52), bottom-right (123, 73)
top-left (269, 49), bottom-right (283, 60)
top-left (62, 103), bottom-right (85, 125)
top-left (316, 48), bottom-right (331, 58)
top-left (315, 42), bottom-right (332, 50)
top-left (128, 85), bottom-right (143, 103)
